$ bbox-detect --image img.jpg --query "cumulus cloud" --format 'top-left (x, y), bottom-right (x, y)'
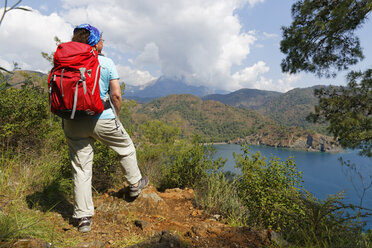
top-left (116, 65), bottom-right (157, 86)
top-left (0, 7), bottom-right (73, 72)
top-left (59, 0), bottom-right (261, 90)
top-left (231, 61), bottom-right (270, 91)
top-left (0, 0), bottom-right (272, 91)
top-left (135, 42), bottom-right (160, 67)
top-left (230, 62), bottom-right (300, 92)
top-left (276, 73), bottom-right (301, 92)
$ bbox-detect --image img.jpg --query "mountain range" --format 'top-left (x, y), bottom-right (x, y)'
top-left (125, 77), bottom-right (328, 133)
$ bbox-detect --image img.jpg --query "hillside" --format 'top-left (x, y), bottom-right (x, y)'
top-left (202, 88), bottom-right (281, 109)
top-left (255, 86), bottom-right (328, 133)
top-left (202, 86), bottom-right (329, 133)
top-left (131, 94), bottom-right (340, 152)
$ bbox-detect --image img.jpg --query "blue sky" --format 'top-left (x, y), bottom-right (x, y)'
top-left (1, 0), bottom-right (371, 92)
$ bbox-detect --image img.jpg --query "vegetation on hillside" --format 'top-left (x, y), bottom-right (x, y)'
top-left (256, 86), bottom-right (329, 133)
top-left (202, 86), bottom-right (331, 134)
top-left (130, 94), bottom-right (340, 152)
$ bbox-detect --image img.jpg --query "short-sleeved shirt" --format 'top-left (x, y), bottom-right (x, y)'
top-left (94, 54), bottom-right (119, 119)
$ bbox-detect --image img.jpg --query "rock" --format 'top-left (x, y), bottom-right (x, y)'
top-left (134, 219), bottom-right (151, 230)
top-left (10, 239), bottom-right (52, 248)
top-left (212, 214), bottom-right (221, 221)
top-left (127, 230), bottom-right (189, 248)
top-left (75, 240), bottom-right (106, 248)
top-left (141, 192), bottom-right (163, 203)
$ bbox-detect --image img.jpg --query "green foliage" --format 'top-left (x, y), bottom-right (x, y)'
top-left (0, 207), bottom-right (45, 242)
top-left (0, 80), bottom-right (49, 150)
top-left (135, 94), bottom-right (307, 144)
top-left (141, 120), bottom-right (180, 144)
top-left (160, 138), bottom-right (224, 190)
top-left (308, 69), bottom-right (372, 157)
top-left (281, 0), bottom-right (371, 77)
top-left (136, 120), bottom-right (182, 184)
top-left (137, 120), bottom-right (224, 190)
top-left (195, 171), bottom-right (249, 226)
top-left (257, 86), bottom-right (329, 134)
top-left (92, 140), bottom-right (121, 192)
top-left (284, 191), bottom-right (371, 248)
top-left (234, 146), bottom-right (303, 230)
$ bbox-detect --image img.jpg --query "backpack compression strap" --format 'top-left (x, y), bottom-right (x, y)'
top-left (70, 67), bottom-right (87, 119)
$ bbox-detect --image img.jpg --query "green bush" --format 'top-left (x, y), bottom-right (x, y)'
top-left (234, 145), bottom-right (303, 230)
top-left (0, 80), bottom-right (49, 151)
top-left (195, 171), bottom-right (249, 226)
top-left (136, 120), bottom-right (224, 190)
top-left (284, 191), bottom-right (372, 248)
top-left (92, 140), bottom-right (122, 192)
top-left (160, 138), bottom-right (223, 190)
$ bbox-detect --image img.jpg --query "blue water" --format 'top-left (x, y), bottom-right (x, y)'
top-left (213, 144), bottom-right (372, 229)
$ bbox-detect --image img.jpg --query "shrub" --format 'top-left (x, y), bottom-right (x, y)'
top-left (160, 138), bottom-right (224, 190)
top-left (234, 145), bottom-right (303, 230)
top-left (0, 79), bottom-right (49, 151)
top-left (136, 120), bottom-right (224, 190)
top-left (284, 191), bottom-right (372, 248)
top-left (195, 171), bottom-right (249, 226)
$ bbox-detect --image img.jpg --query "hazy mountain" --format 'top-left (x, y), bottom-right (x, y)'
top-left (202, 88), bottom-right (282, 109)
top-left (125, 76), bottom-right (226, 102)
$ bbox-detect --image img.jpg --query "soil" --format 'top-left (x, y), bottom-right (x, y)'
top-left (6, 185), bottom-right (275, 248)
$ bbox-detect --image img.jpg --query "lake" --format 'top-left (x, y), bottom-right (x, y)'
top-left (213, 144), bottom-right (372, 229)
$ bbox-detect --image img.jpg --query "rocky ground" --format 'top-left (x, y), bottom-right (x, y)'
top-left (3, 185), bottom-right (278, 248)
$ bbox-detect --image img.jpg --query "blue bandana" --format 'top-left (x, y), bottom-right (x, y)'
top-left (74, 24), bottom-right (100, 46)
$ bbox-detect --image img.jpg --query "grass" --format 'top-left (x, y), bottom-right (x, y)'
top-left (194, 171), bottom-right (249, 227)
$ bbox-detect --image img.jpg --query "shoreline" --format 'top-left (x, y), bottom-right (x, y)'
top-left (204, 141), bottom-right (343, 154)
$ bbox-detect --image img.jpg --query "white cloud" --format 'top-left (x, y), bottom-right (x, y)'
top-left (247, 0), bottom-right (266, 6)
top-left (0, 57), bottom-right (12, 71)
top-left (230, 62), bottom-right (300, 92)
top-left (59, 0), bottom-right (261, 91)
top-left (0, 7), bottom-right (73, 72)
top-left (135, 42), bottom-right (160, 67)
top-left (263, 32), bottom-right (278, 39)
top-left (231, 61), bottom-right (270, 91)
top-left (116, 65), bottom-right (157, 86)
top-left (0, 1), bottom-right (271, 91)
top-left (276, 73), bottom-right (302, 92)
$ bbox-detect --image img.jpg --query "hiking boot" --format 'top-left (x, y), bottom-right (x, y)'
top-left (78, 217), bottom-right (92, 233)
top-left (129, 176), bottom-right (149, 197)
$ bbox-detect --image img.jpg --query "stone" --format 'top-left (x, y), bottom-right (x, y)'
top-left (134, 219), bottom-right (151, 230)
top-left (11, 239), bottom-right (52, 248)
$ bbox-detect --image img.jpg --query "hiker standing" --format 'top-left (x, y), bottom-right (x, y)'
top-left (59, 24), bottom-right (148, 232)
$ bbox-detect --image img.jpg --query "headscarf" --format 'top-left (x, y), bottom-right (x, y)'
top-left (74, 24), bottom-right (101, 46)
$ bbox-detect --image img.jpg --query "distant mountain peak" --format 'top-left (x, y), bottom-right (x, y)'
top-left (125, 76), bottom-right (227, 103)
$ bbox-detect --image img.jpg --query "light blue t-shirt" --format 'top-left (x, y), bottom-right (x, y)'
top-left (94, 54), bottom-right (120, 119)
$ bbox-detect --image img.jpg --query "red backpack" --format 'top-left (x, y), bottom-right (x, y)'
top-left (48, 41), bottom-right (103, 119)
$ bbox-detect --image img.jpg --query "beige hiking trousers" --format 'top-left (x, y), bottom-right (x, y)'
top-left (63, 118), bottom-right (142, 219)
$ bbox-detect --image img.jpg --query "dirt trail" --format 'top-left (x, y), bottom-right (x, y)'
top-left (8, 185), bottom-right (273, 247)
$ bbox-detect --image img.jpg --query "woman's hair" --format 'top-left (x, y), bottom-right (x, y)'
top-left (72, 28), bottom-right (90, 44)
